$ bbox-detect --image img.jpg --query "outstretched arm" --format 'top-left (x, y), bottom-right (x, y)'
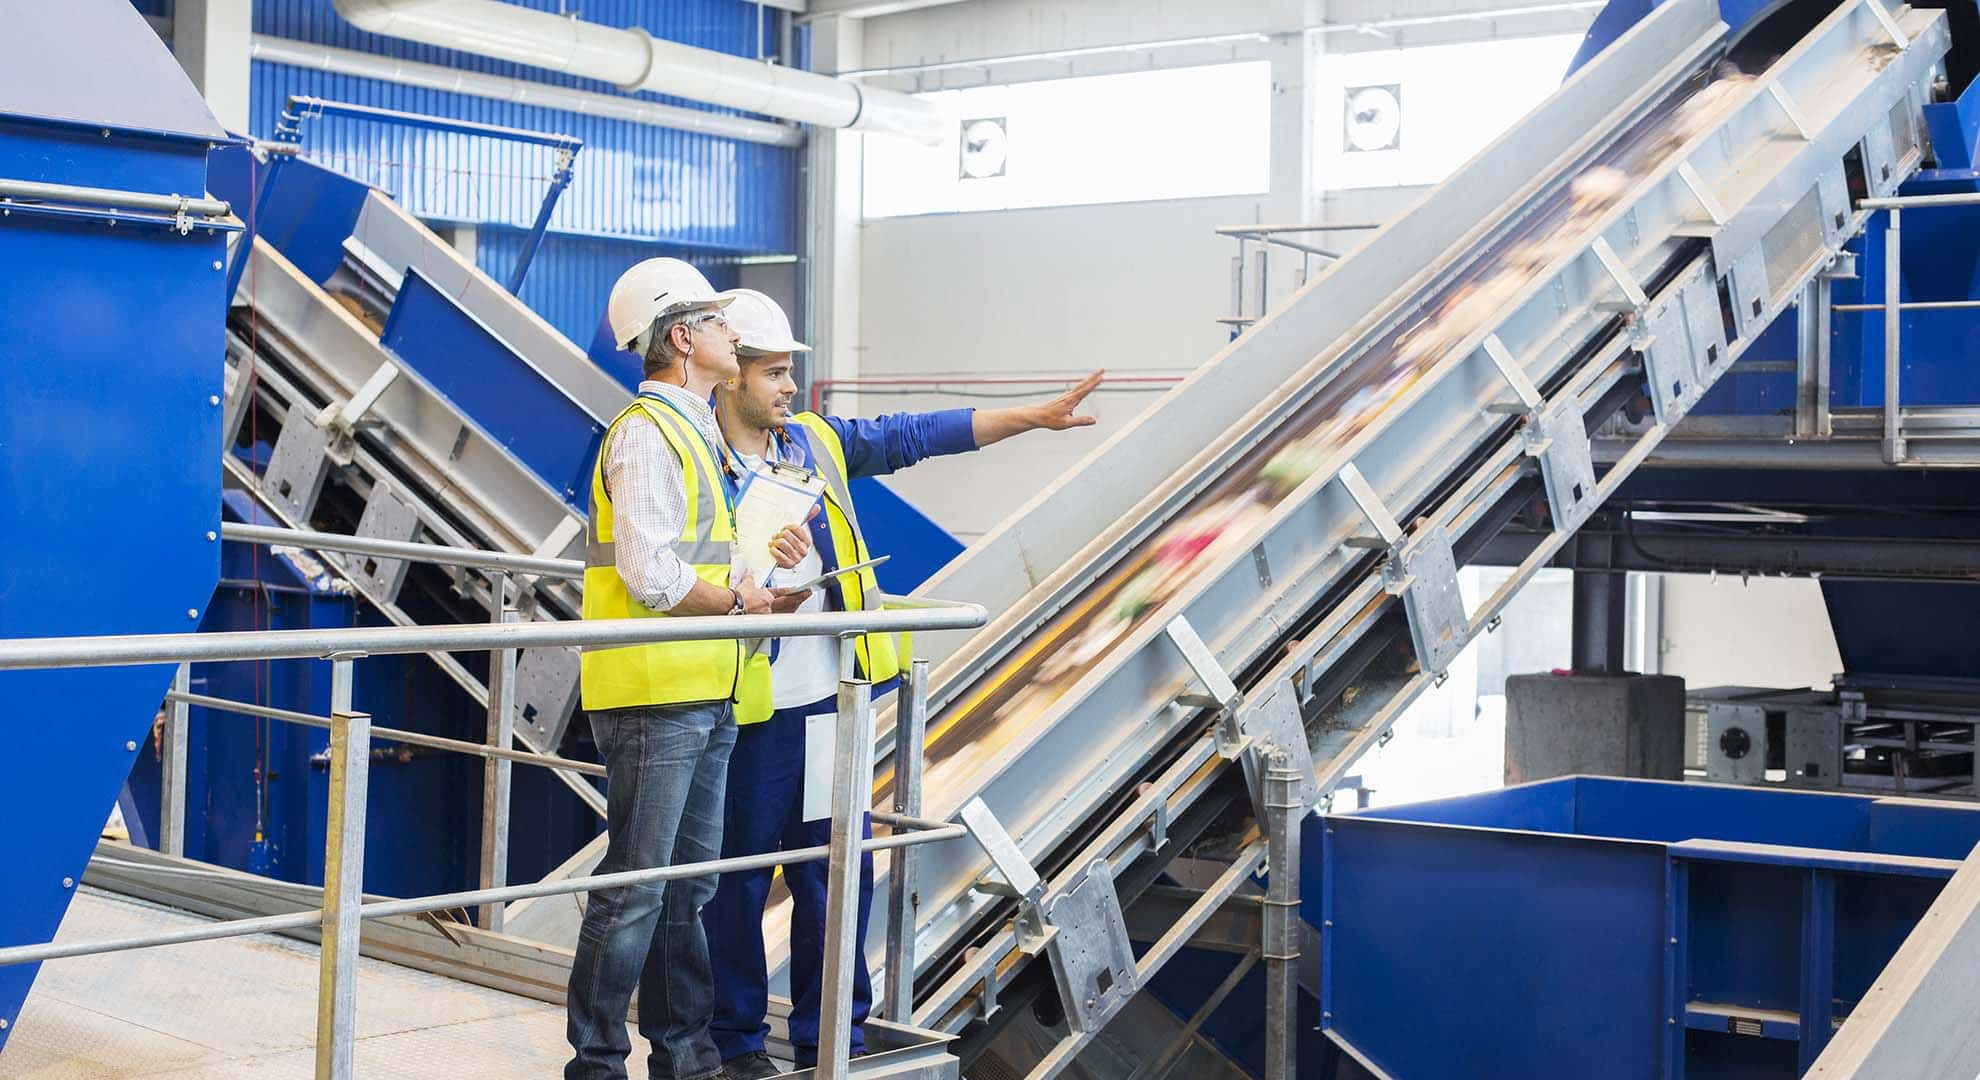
top-left (971, 370), bottom-right (1103, 447)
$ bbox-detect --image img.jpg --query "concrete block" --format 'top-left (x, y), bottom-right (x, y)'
top-left (1504, 673), bottom-right (1687, 784)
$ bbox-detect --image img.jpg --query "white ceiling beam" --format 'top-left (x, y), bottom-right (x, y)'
top-left (803, 0), bottom-right (975, 19)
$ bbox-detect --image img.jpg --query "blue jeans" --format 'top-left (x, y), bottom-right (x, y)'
top-left (704, 699), bottom-right (874, 1067)
top-left (566, 701), bottom-right (737, 1080)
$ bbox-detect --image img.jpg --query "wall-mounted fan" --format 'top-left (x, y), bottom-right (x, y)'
top-left (959, 116), bottom-right (1009, 179)
top-left (1343, 84), bottom-right (1402, 153)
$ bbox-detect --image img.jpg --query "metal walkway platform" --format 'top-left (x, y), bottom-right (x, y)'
top-left (5, 888), bottom-right (582, 1079)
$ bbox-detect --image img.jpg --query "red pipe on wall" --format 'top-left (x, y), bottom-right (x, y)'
top-left (808, 373), bottom-right (1185, 414)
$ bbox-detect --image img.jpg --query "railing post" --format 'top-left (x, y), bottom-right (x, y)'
top-left (1883, 207), bottom-right (1906, 463)
top-left (819, 636), bottom-right (874, 1080)
top-left (479, 572), bottom-right (518, 931)
top-left (160, 662), bottom-right (191, 857)
top-left (883, 658), bottom-right (930, 1022)
top-left (1262, 749), bottom-right (1302, 1080)
top-left (317, 657), bottom-right (370, 1080)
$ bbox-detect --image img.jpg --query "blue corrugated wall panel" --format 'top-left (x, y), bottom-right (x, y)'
top-left (243, 0), bottom-right (797, 252)
top-left (134, 0), bottom-right (795, 348)
top-left (474, 225), bottom-right (744, 355)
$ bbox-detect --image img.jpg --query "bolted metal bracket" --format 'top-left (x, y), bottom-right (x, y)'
top-left (263, 413), bottom-right (333, 523)
top-left (1590, 237), bottom-right (1650, 313)
top-left (1384, 525), bottom-right (1469, 678)
top-left (1042, 859), bottom-right (1139, 1035)
top-left (515, 646), bottom-right (583, 750)
top-left (1642, 261), bottom-right (1731, 424)
top-left (1337, 463), bottom-right (1469, 677)
top-left (1164, 615), bottom-right (1243, 718)
top-left (1525, 400), bottom-right (1599, 536)
top-left (960, 798), bottom-right (1043, 905)
top-left (316, 362), bottom-right (402, 467)
top-left (1233, 679), bottom-right (1321, 819)
top-left (349, 486), bottom-right (420, 602)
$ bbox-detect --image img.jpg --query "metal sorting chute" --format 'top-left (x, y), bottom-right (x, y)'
top-left (836, 0), bottom-right (1946, 1054)
top-left (226, 196), bottom-right (606, 813)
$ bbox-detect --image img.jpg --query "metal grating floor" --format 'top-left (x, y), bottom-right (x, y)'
top-left (0, 887), bottom-right (606, 1078)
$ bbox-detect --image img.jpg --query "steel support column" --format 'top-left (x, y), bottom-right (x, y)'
top-left (160, 663), bottom-right (191, 858)
top-left (883, 658), bottom-right (930, 1022)
top-left (819, 639), bottom-right (875, 1079)
top-left (1262, 750), bottom-right (1302, 1080)
top-left (478, 573), bottom-right (518, 932)
top-left (1572, 565), bottom-right (1629, 674)
top-left (317, 659), bottom-right (370, 1080)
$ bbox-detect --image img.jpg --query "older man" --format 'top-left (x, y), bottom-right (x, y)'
top-left (703, 288), bottom-right (1102, 1079)
top-left (568, 260), bottom-right (810, 1080)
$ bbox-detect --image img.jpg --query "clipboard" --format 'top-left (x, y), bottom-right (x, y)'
top-left (779, 555), bottom-right (890, 595)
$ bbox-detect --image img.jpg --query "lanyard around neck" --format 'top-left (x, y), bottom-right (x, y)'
top-left (639, 390), bottom-right (741, 512)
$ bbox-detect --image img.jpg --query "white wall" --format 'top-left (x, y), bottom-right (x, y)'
top-left (855, 195), bottom-right (1249, 539)
top-left (1658, 575), bottom-right (1844, 690)
top-left (856, 188), bottom-right (1421, 538)
top-left (841, 0), bottom-right (1589, 540)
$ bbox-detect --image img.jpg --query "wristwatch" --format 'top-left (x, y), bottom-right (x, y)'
top-left (729, 588), bottom-right (745, 615)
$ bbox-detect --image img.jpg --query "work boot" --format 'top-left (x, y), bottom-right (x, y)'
top-left (721, 1051), bottom-right (781, 1080)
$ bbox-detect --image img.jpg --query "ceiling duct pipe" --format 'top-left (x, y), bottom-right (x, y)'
top-left (250, 36), bottom-right (804, 147)
top-left (332, 0), bottom-right (947, 143)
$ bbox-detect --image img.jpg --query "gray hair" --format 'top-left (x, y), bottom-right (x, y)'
top-left (638, 309), bottom-right (699, 377)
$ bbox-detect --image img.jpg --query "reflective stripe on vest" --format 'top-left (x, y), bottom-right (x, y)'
top-left (579, 399), bottom-right (741, 712)
top-left (790, 413), bottom-right (901, 683)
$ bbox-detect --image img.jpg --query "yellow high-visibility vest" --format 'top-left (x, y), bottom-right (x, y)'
top-left (579, 397), bottom-right (742, 712)
top-left (733, 412), bottom-right (906, 724)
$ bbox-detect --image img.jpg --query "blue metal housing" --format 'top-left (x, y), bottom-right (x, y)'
top-left (120, 493), bottom-right (598, 901)
top-left (1310, 777), bottom-right (1980, 1078)
top-left (1578, 0), bottom-right (1980, 683)
top-left (240, 0), bottom-right (798, 250)
top-left (138, 0), bottom-right (798, 346)
top-left (0, 0), bottom-right (234, 1047)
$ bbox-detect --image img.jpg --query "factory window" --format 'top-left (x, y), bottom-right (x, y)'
top-left (862, 61), bottom-right (1272, 219)
top-left (1316, 34), bottom-right (1584, 190)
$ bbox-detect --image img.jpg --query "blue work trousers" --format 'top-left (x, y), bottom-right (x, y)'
top-left (704, 698), bottom-right (874, 1067)
top-left (567, 700), bottom-right (737, 1080)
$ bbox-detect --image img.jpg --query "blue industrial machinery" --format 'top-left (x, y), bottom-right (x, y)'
top-left (102, 85), bottom-right (961, 934)
top-left (1311, 777), bottom-right (1980, 1077)
top-left (270, 95), bottom-right (583, 294)
top-left (0, 0), bottom-right (238, 1047)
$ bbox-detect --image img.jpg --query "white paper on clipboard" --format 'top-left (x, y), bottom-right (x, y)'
top-left (802, 712), bottom-right (836, 822)
top-left (731, 464), bottom-right (825, 586)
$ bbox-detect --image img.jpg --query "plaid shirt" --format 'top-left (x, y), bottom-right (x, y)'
top-left (601, 380), bottom-right (727, 611)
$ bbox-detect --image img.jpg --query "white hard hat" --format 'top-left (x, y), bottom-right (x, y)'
top-left (606, 258), bottom-right (732, 350)
top-left (720, 288), bottom-right (811, 354)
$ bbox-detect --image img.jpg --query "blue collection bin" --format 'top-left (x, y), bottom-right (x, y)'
top-left (1307, 776), bottom-right (1980, 1078)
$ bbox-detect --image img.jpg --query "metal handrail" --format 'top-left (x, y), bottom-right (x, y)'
top-left (223, 521), bottom-right (585, 580)
top-left (2, 523), bottom-right (981, 1080)
top-left (0, 604), bottom-right (985, 669)
top-left (0, 825), bottom-right (965, 970)
top-left (166, 690), bottom-right (609, 778)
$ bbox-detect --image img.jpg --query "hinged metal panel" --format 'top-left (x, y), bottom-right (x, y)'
top-left (1816, 165), bottom-right (1851, 246)
top-left (1862, 115), bottom-right (1902, 197)
top-left (1042, 859), bottom-right (1138, 1034)
top-left (263, 414), bottom-right (332, 522)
